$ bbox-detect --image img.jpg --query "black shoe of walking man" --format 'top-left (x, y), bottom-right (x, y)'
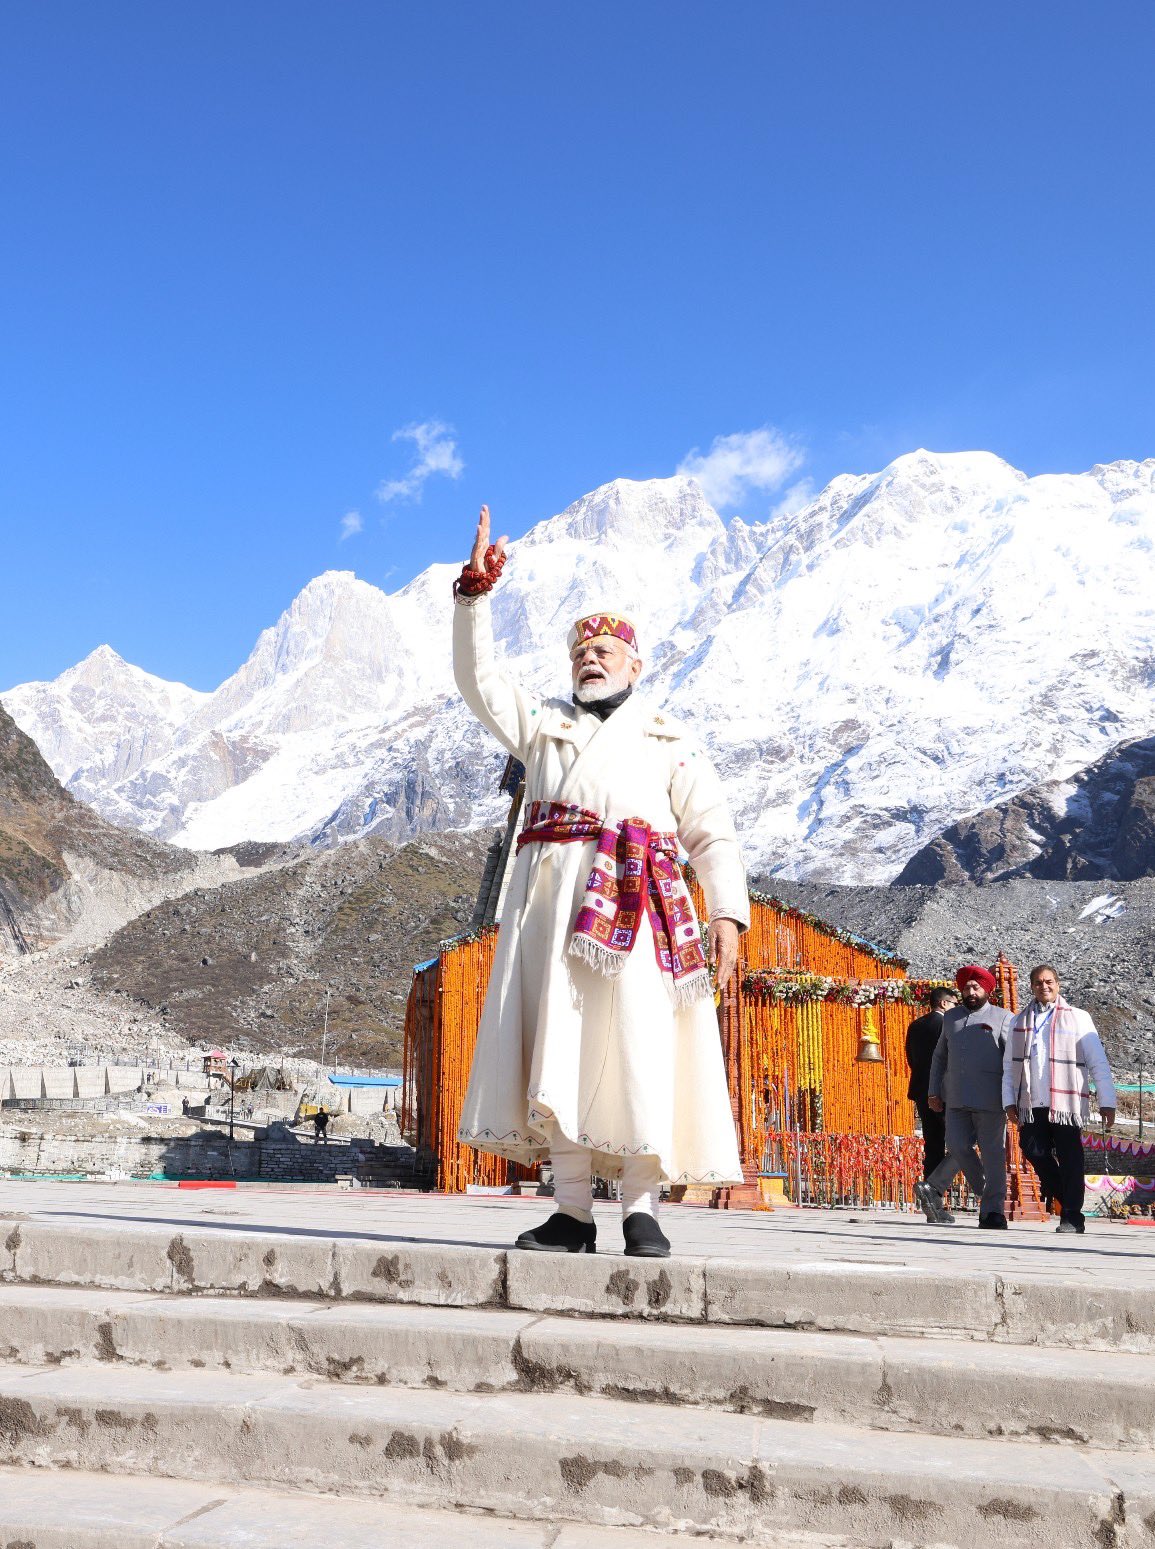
top-left (978, 1211), bottom-right (1008, 1229)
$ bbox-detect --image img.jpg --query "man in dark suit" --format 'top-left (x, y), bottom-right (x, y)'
top-left (905, 987), bottom-right (957, 1179)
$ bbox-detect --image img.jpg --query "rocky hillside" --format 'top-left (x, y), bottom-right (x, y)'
top-left (0, 700), bottom-right (204, 957)
top-left (88, 830), bottom-right (494, 1068)
top-left (896, 735), bottom-right (1155, 885)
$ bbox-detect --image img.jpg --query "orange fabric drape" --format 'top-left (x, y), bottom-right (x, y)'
top-left (403, 931), bottom-right (526, 1192)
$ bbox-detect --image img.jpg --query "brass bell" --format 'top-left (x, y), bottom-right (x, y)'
top-left (856, 1007), bottom-right (884, 1064)
top-left (855, 1032), bottom-right (884, 1064)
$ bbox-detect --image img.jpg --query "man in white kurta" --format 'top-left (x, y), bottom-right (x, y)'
top-left (1003, 964), bottom-right (1117, 1235)
top-left (452, 507), bottom-right (749, 1257)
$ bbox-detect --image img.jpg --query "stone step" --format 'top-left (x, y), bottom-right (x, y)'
top-left (0, 1467), bottom-right (748, 1549)
top-left (1, 1283), bottom-right (1152, 1450)
top-left (4, 1216), bottom-right (1154, 1349)
top-left (0, 1362), bottom-right (1148, 1545)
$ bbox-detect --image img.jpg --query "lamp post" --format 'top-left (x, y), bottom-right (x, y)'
top-left (1140, 1063), bottom-right (1145, 1143)
top-left (228, 1057), bottom-right (239, 1142)
top-left (320, 988), bottom-right (332, 1072)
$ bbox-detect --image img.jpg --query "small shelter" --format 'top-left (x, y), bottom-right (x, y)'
top-left (202, 1049), bottom-right (229, 1082)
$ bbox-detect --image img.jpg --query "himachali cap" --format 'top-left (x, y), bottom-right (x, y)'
top-left (568, 612), bottom-right (639, 656)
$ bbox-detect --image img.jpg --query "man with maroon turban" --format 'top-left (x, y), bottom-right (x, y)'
top-left (914, 964), bottom-right (1014, 1229)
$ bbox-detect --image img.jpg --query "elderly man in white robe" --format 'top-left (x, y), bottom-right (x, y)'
top-left (452, 506), bottom-right (749, 1258)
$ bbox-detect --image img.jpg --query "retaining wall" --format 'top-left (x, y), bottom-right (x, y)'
top-left (0, 1130), bottom-right (422, 1185)
top-left (0, 1066), bottom-right (213, 1101)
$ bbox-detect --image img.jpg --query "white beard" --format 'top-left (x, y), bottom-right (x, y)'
top-left (573, 664), bottom-right (634, 704)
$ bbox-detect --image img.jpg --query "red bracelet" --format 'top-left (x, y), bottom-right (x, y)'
top-left (453, 545), bottom-right (507, 598)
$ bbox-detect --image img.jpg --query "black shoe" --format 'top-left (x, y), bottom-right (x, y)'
top-left (515, 1212), bottom-right (596, 1253)
top-left (622, 1211), bottom-right (671, 1258)
top-left (978, 1212), bottom-right (1008, 1230)
top-left (1056, 1217), bottom-right (1086, 1235)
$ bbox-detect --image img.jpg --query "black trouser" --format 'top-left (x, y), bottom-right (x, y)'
top-left (1019, 1107), bottom-right (1086, 1226)
top-left (915, 1100), bottom-right (947, 1179)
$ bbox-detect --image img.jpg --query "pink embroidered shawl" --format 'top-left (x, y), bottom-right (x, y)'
top-left (517, 800), bottom-right (711, 1008)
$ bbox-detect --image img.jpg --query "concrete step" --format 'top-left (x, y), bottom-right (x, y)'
top-left (0, 1361), bottom-right (1148, 1546)
top-left (4, 1215), bottom-right (1154, 1349)
top-left (1, 1283), bottom-right (1153, 1450)
top-left (0, 1467), bottom-right (758, 1549)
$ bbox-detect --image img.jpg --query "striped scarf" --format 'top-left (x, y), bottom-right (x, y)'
top-left (516, 800), bottom-right (711, 1008)
top-left (1008, 996), bottom-right (1088, 1126)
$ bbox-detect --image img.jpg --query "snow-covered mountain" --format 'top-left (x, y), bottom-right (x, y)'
top-left (5, 451), bottom-right (1155, 883)
top-left (3, 646), bottom-right (209, 810)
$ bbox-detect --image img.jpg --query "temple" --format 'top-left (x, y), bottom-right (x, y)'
top-left (403, 765), bottom-right (1041, 1214)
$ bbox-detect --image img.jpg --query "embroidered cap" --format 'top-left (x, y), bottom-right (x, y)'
top-left (568, 612), bottom-right (639, 656)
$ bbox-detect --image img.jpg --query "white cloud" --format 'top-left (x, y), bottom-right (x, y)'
top-left (339, 510), bottom-right (363, 541)
top-left (376, 420), bottom-right (464, 504)
top-left (677, 427), bottom-right (804, 511)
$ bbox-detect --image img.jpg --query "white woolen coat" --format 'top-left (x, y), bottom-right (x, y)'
top-left (454, 594), bottom-right (749, 1185)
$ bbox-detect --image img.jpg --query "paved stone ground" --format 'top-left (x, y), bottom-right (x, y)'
top-left (3, 1179), bottom-right (1152, 1281)
top-left (4, 1182), bottom-right (1155, 1546)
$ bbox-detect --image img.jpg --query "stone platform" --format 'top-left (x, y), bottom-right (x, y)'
top-left (1, 1183), bottom-right (1154, 1547)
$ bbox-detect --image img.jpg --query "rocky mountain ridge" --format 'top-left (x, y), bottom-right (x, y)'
top-left (0, 688), bottom-right (492, 1065)
top-left (0, 700), bottom-right (215, 960)
top-left (897, 733), bottom-right (1155, 885)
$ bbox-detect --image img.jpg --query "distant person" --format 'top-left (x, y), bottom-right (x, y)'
top-left (311, 1109), bottom-right (330, 1145)
top-left (915, 965), bottom-right (1013, 1229)
top-left (904, 986), bottom-right (958, 1178)
top-left (1004, 965), bottom-right (1117, 1235)
top-left (181, 1096), bottom-right (190, 1117)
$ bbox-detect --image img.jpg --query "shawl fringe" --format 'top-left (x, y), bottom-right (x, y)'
top-left (568, 934), bottom-right (628, 979)
top-left (667, 967), bottom-right (713, 1009)
top-left (568, 935), bottom-right (713, 1006)
top-left (1010, 997), bottom-right (1090, 1127)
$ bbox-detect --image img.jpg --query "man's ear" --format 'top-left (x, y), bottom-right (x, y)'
top-left (629, 656), bottom-right (643, 683)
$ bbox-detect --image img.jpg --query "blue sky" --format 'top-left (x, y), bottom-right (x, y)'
top-left (1, 3), bottom-right (1152, 690)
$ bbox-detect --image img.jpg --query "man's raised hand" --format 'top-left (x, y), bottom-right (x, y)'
top-left (470, 504), bottom-right (508, 571)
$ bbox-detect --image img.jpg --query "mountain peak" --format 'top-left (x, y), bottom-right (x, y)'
top-left (530, 474), bottom-right (724, 549)
top-left (271, 570), bottom-right (392, 647)
top-left (295, 568), bottom-right (362, 595)
top-left (85, 643), bottom-right (127, 666)
top-left (57, 644), bottom-right (202, 700)
top-left (880, 448), bottom-right (1023, 487)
